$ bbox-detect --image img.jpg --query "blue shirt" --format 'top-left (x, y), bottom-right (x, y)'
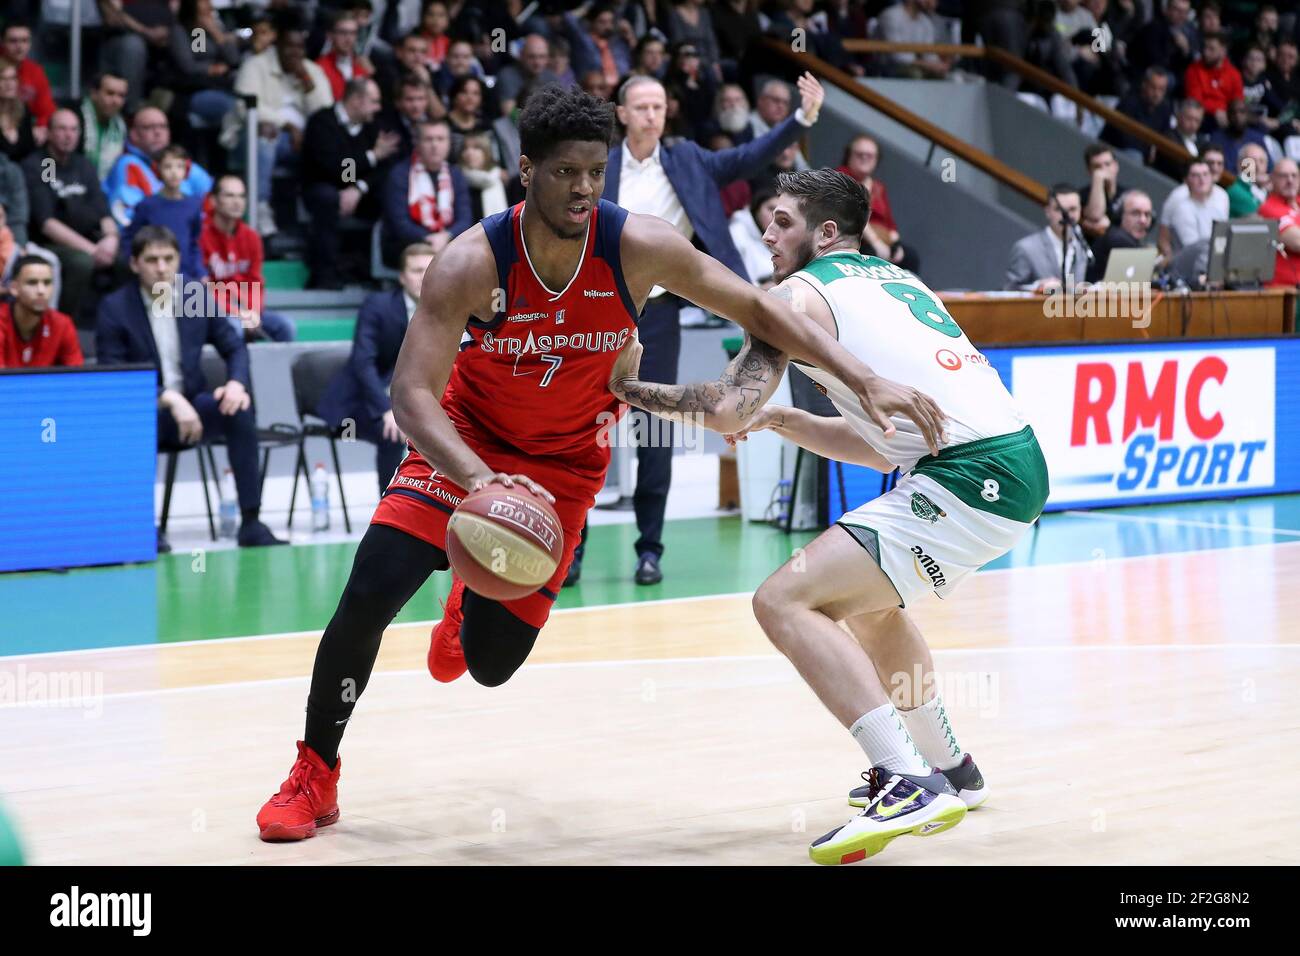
top-left (123, 192), bottom-right (207, 281)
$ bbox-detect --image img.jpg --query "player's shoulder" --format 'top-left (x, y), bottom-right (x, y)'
top-left (619, 210), bottom-right (687, 254)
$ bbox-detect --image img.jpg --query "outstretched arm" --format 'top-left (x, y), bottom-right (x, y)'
top-left (621, 216), bottom-right (948, 453)
top-left (726, 405), bottom-right (895, 471)
top-left (609, 330), bottom-right (788, 434)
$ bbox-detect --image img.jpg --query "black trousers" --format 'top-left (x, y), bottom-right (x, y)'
top-left (304, 524), bottom-right (542, 763)
top-left (630, 292), bottom-right (682, 559)
top-left (303, 183), bottom-right (344, 284)
top-left (157, 391), bottom-right (262, 513)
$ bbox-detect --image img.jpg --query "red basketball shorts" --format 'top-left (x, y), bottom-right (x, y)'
top-left (370, 437), bottom-right (601, 629)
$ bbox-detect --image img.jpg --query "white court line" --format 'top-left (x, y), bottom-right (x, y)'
top-left (6, 529), bottom-right (1300, 663)
top-left (2, 644), bottom-right (1297, 708)
top-left (1061, 509), bottom-right (1300, 538)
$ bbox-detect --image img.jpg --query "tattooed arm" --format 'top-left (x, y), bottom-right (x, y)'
top-left (609, 330), bottom-right (789, 435)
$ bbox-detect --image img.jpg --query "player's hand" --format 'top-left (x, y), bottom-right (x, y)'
top-left (167, 392), bottom-right (204, 443)
top-left (381, 409), bottom-right (404, 444)
top-left (854, 373), bottom-right (946, 456)
top-left (469, 472), bottom-right (556, 505)
top-left (724, 404), bottom-right (789, 447)
top-left (608, 332), bottom-right (643, 397)
top-left (214, 379), bottom-right (251, 415)
top-left (796, 72), bottom-right (825, 124)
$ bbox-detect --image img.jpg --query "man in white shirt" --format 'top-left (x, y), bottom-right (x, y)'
top-left (877, 0), bottom-right (953, 78)
top-left (236, 24), bottom-right (335, 236)
top-left (1159, 157), bottom-right (1230, 257)
top-left (590, 71), bottom-right (823, 585)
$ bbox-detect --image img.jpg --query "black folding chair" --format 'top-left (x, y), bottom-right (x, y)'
top-left (288, 349), bottom-right (353, 533)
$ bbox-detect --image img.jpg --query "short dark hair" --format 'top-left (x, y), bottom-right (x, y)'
top-left (517, 83), bottom-right (614, 162)
top-left (11, 254), bottom-right (52, 279)
top-left (131, 225), bottom-right (180, 259)
top-left (157, 144), bottom-right (189, 165)
top-left (1084, 142), bottom-right (1114, 166)
top-left (91, 70), bottom-right (127, 91)
top-left (342, 76), bottom-right (373, 100)
top-left (1049, 181), bottom-right (1079, 200)
top-left (447, 74), bottom-right (484, 104)
top-left (214, 174), bottom-right (246, 196)
top-left (1202, 31), bottom-right (1227, 47)
top-left (775, 168), bottom-right (870, 238)
top-left (749, 185), bottom-right (777, 220)
top-left (400, 29), bottom-right (426, 48)
top-left (2, 19), bottom-right (32, 37)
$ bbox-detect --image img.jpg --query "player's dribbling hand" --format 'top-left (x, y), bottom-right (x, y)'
top-left (608, 332), bottom-right (643, 398)
top-left (724, 405), bottom-right (788, 447)
top-left (856, 374), bottom-right (946, 456)
top-left (470, 472), bottom-right (556, 505)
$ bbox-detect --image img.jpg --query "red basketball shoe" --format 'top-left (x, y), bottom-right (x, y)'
top-left (257, 740), bottom-right (340, 842)
top-left (428, 576), bottom-right (468, 682)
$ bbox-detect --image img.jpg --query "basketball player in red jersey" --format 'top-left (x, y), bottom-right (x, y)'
top-left (256, 83), bottom-right (945, 842)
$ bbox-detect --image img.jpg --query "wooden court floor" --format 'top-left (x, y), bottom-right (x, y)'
top-left (3, 540), bottom-right (1299, 866)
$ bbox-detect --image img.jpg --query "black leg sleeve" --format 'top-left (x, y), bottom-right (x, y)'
top-left (459, 590), bottom-right (542, 688)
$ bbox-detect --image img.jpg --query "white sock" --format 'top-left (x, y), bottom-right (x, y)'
top-left (900, 694), bottom-right (965, 772)
top-left (849, 703), bottom-right (931, 776)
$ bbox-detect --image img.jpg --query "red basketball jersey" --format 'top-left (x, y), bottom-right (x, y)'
top-left (442, 199), bottom-right (638, 478)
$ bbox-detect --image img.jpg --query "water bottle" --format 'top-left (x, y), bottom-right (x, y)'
top-left (310, 462), bottom-right (331, 532)
top-left (219, 469), bottom-right (238, 539)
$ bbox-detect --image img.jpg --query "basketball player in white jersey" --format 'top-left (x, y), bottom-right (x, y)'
top-left (609, 168), bottom-right (1050, 865)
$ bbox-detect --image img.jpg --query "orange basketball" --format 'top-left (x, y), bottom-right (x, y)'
top-left (446, 486), bottom-right (565, 601)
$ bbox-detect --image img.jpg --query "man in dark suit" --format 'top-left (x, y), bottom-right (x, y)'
top-left (94, 225), bottom-right (285, 551)
top-left (301, 77), bottom-right (402, 289)
top-left (595, 70), bottom-right (824, 586)
top-left (381, 118), bottom-right (471, 267)
top-left (1086, 189), bottom-right (1155, 282)
top-left (376, 76), bottom-right (437, 173)
top-left (316, 242), bottom-right (435, 492)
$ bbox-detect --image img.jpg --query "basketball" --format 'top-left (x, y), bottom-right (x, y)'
top-left (446, 486), bottom-right (565, 601)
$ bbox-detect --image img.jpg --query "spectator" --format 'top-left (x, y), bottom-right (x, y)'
top-left (0, 60), bottom-right (37, 163)
top-left (168, 0), bottom-right (242, 139)
top-left (603, 71), bottom-right (825, 584)
top-left (316, 242), bottom-right (436, 494)
top-left (1184, 32), bottom-right (1243, 130)
top-left (837, 133), bottom-right (918, 271)
top-left (549, 36), bottom-right (576, 88)
top-left (0, 199), bottom-right (60, 308)
top-left (1257, 158), bottom-right (1300, 288)
top-left (665, 43), bottom-right (718, 141)
top-left (1005, 185), bottom-right (1090, 291)
top-left (728, 187), bottom-right (779, 287)
top-left (0, 256), bottom-right (81, 368)
top-left (458, 133), bottom-right (508, 220)
top-left (382, 118), bottom-right (470, 265)
top-left (235, 20), bottom-right (334, 236)
top-left (496, 35), bottom-right (558, 118)
top-left (748, 79), bottom-right (809, 170)
top-left (95, 0), bottom-right (175, 113)
top-left (1158, 158), bottom-right (1227, 257)
top-left (1022, 0), bottom-right (1078, 100)
top-left (418, 1), bottom-right (453, 72)
top-left (317, 11), bottom-right (375, 101)
top-left (1268, 39), bottom-right (1300, 132)
top-left (373, 31), bottom-right (441, 115)
top-left (434, 39), bottom-right (489, 103)
top-left (1239, 46), bottom-right (1284, 134)
top-left (564, 3), bottom-right (633, 90)
top-left (664, 1), bottom-right (724, 84)
top-left (708, 84), bottom-right (753, 145)
top-left (1086, 188), bottom-right (1154, 282)
top-left (95, 225), bottom-right (286, 551)
top-left (1101, 66), bottom-right (1173, 163)
top-left (23, 108), bottom-right (121, 326)
top-left (1155, 97), bottom-right (1210, 179)
top-left (1079, 144), bottom-right (1130, 239)
top-left (1227, 142), bottom-right (1270, 217)
top-left (631, 34), bottom-right (668, 80)
top-left (122, 145), bottom-right (206, 280)
top-left (1209, 99), bottom-right (1271, 171)
top-left (1054, 0), bottom-right (1107, 93)
top-left (78, 72), bottom-right (129, 182)
top-left (878, 0), bottom-right (955, 79)
top-left (302, 77), bottom-right (402, 289)
top-left (712, 0), bottom-right (764, 82)
top-left (0, 152), bottom-right (26, 245)
top-left (377, 76), bottom-right (436, 164)
top-left (248, 11), bottom-right (277, 57)
top-left (200, 174), bottom-right (296, 343)
top-left (1, 20), bottom-right (52, 143)
top-left (766, 0), bottom-right (856, 75)
top-left (1131, 0), bottom-right (1195, 83)
top-left (581, 70), bottom-right (614, 102)
top-left (1240, 4), bottom-right (1279, 64)
top-left (445, 76), bottom-right (497, 161)
top-left (103, 107), bottom-right (213, 230)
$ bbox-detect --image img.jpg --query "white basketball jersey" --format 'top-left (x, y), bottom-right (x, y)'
top-left (790, 251), bottom-right (1026, 473)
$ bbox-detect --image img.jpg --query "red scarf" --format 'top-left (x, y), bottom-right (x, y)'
top-left (408, 152), bottom-right (454, 232)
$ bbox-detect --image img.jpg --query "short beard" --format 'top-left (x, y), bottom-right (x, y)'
top-left (718, 108), bottom-right (748, 134)
top-left (774, 234), bottom-right (818, 281)
top-left (532, 200), bottom-right (586, 241)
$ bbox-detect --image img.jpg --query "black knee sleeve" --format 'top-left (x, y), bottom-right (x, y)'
top-left (459, 590), bottom-right (541, 688)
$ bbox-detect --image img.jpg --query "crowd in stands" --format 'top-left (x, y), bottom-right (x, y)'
top-left (4, 0), bottom-right (1300, 563)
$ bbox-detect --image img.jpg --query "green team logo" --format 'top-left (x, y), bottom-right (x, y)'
top-left (910, 492), bottom-right (947, 524)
